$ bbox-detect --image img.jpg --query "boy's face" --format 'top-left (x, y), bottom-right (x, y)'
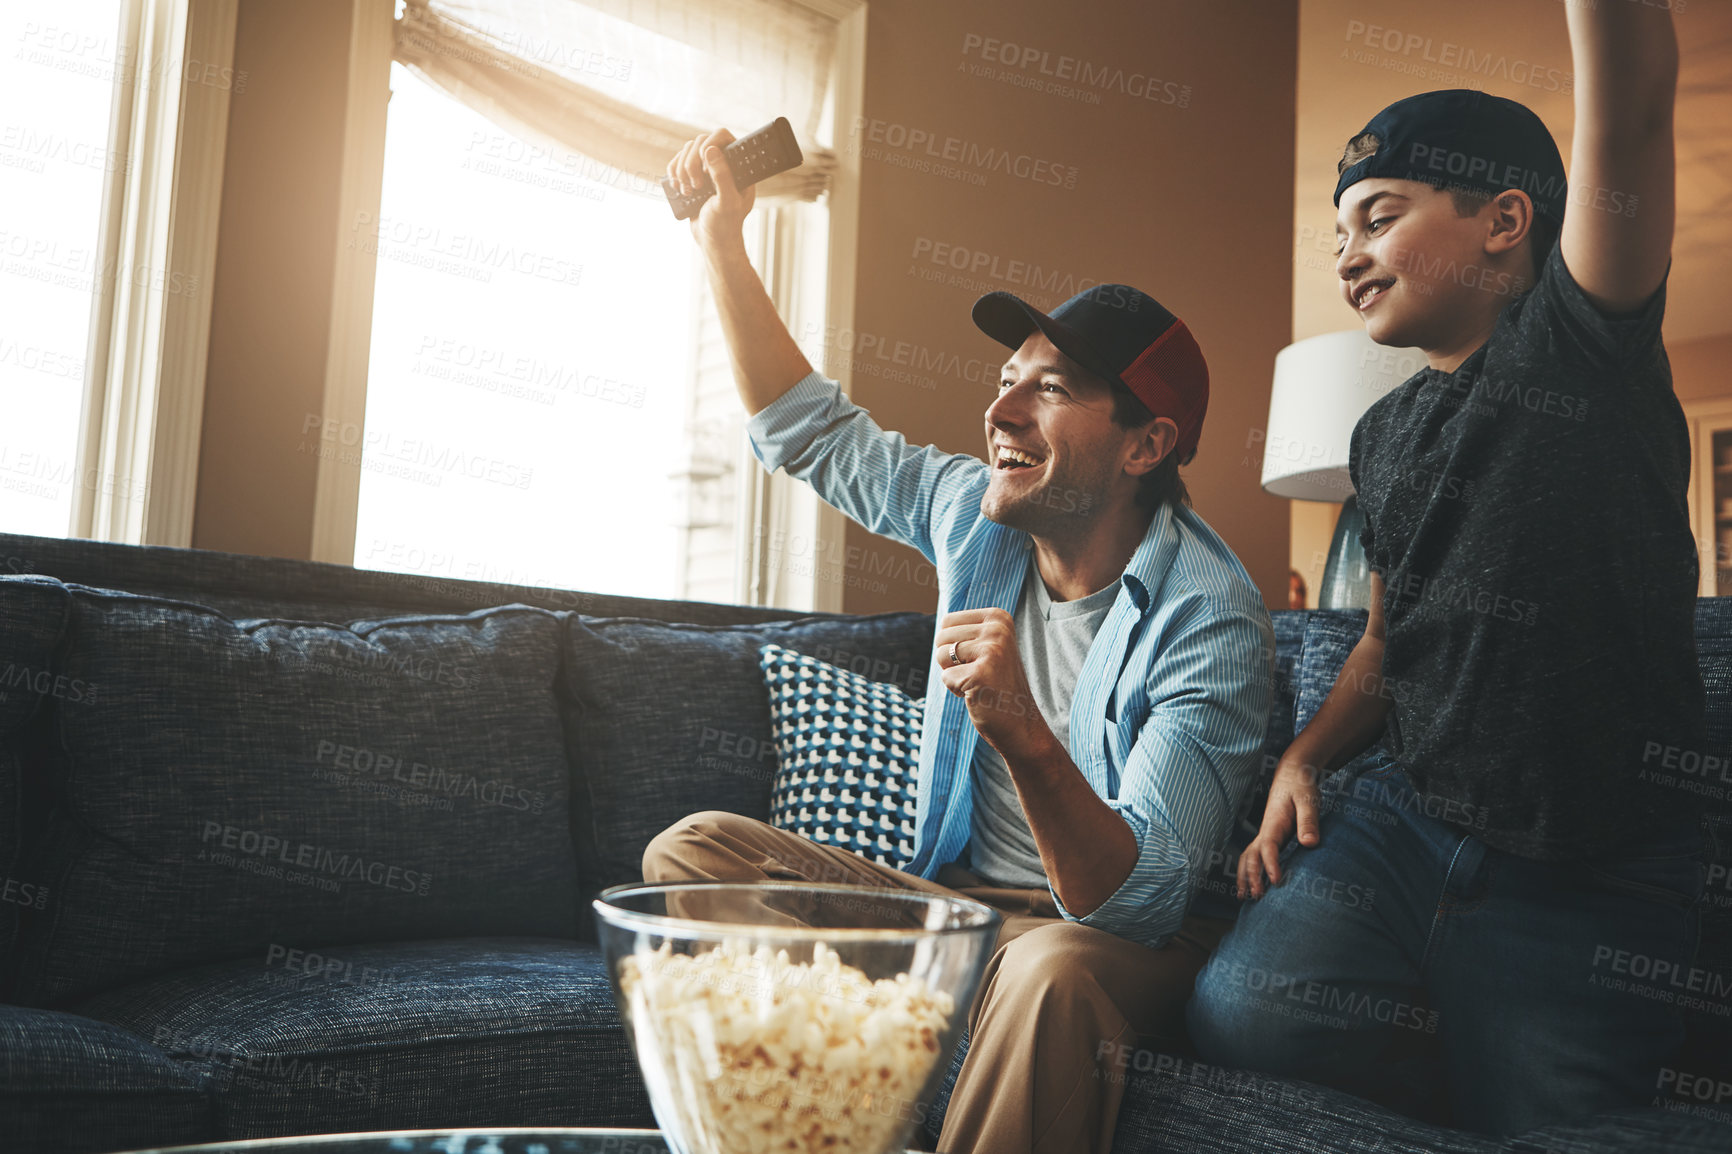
top-left (1335, 177), bottom-right (1505, 350)
top-left (979, 330), bottom-right (1157, 538)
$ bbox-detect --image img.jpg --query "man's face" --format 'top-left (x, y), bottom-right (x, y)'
top-left (1335, 178), bottom-right (1502, 349)
top-left (979, 330), bottom-right (1150, 538)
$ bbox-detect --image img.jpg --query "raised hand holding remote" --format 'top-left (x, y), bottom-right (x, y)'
top-left (670, 126), bottom-right (811, 415)
top-left (663, 117), bottom-right (802, 223)
top-left (669, 128), bottom-right (754, 253)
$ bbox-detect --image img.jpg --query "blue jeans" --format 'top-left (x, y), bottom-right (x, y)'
top-left (1186, 753), bottom-right (1706, 1135)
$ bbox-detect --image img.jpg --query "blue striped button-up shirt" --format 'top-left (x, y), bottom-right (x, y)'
top-left (747, 372), bottom-right (1275, 948)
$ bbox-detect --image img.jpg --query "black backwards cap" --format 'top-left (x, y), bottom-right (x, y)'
top-left (1333, 89), bottom-right (1567, 225)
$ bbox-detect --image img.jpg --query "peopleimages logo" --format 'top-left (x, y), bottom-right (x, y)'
top-left (1386, 568), bottom-right (1540, 627)
top-left (150, 1026), bottom-right (370, 1100)
top-left (0, 663), bottom-right (97, 705)
top-left (314, 740), bottom-right (546, 814)
top-left (1190, 844), bottom-right (1377, 909)
top-left (1200, 956), bottom-right (1439, 1033)
top-left (908, 237), bottom-right (1123, 307)
top-left (0, 123), bottom-right (130, 174)
top-left (848, 117), bottom-right (1079, 189)
top-left (795, 321), bottom-right (996, 391)
top-left (264, 944), bottom-right (406, 990)
top-left (1590, 946), bottom-right (1732, 1012)
top-left (199, 822), bottom-right (432, 896)
top-left (959, 34), bottom-right (1190, 106)
top-left (1403, 143), bottom-right (1569, 205)
top-left (1321, 772), bottom-right (1488, 831)
top-left (0, 876), bottom-right (48, 910)
top-left (1341, 20), bottom-right (1573, 94)
top-left (413, 337), bottom-right (646, 409)
top-left (1642, 742), bottom-right (1732, 784)
top-left (1657, 1067), bottom-right (1732, 1109)
top-left (299, 414), bottom-right (534, 491)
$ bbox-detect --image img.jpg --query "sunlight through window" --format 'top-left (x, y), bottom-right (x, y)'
top-left (354, 63), bottom-right (701, 599)
top-left (0, 1), bottom-right (123, 536)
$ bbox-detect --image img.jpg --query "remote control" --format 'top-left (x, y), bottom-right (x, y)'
top-left (662, 117), bottom-right (804, 220)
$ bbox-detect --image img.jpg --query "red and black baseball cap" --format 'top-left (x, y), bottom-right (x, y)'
top-left (972, 284), bottom-right (1210, 463)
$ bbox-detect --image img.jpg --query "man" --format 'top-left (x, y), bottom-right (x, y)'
top-left (642, 129), bottom-right (1273, 1153)
top-left (1188, 2), bottom-right (1708, 1135)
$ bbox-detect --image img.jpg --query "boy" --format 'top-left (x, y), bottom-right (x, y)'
top-left (1188, 2), bottom-right (1707, 1135)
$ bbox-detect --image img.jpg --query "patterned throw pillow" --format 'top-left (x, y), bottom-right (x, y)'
top-left (758, 643), bottom-right (922, 869)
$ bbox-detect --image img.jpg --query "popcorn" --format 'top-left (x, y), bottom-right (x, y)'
top-left (619, 940), bottom-right (954, 1153)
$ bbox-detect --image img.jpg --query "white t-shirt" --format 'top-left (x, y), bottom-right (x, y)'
top-left (967, 556), bottom-right (1121, 887)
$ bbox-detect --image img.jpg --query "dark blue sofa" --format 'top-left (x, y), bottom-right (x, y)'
top-left (0, 530), bottom-right (1727, 1154)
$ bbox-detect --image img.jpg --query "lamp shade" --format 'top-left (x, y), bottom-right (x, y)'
top-left (1260, 330), bottom-right (1426, 501)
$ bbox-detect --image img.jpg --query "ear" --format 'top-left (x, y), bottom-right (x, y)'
top-left (1124, 417), bottom-right (1178, 478)
top-left (1483, 189), bottom-right (1534, 257)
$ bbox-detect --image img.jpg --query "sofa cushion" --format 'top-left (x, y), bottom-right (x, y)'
top-left (1116, 1067), bottom-right (1732, 1153)
top-left (919, 1028), bottom-right (1490, 1153)
top-left (928, 1032), bottom-right (1732, 1152)
top-left (1191, 609), bottom-right (1307, 920)
top-left (72, 938), bottom-right (650, 1138)
top-left (1694, 598), bottom-right (1732, 756)
top-left (1294, 609), bottom-right (1369, 734)
top-left (1503, 1109), bottom-right (1732, 1154)
top-left (1096, 1056), bottom-right (1497, 1154)
top-left (1686, 600), bottom-right (1732, 1076)
top-left (760, 642), bottom-right (923, 869)
top-left (0, 576), bottom-right (70, 989)
top-left (15, 592), bottom-right (579, 1005)
top-left (0, 1004), bottom-right (212, 1153)
top-left (560, 612), bottom-right (933, 922)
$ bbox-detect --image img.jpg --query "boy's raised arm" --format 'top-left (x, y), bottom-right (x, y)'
top-left (1561, 0), bottom-right (1678, 313)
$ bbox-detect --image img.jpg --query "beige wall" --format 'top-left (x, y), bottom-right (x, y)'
top-left (185, 2), bottom-right (1731, 606)
top-left (190, 1), bottom-right (1299, 607)
top-left (837, 0), bottom-right (1298, 614)
top-left (192, 0), bottom-right (354, 559)
top-left (1674, 334), bottom-right (1732, 406)
top-left (1286, 0), bottom-right (1732, 593)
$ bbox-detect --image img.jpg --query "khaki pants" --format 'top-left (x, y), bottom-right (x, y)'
top-left (641, 811), bottom-right (1229, 1154)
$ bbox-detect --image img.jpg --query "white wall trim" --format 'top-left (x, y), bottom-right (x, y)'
top-left (731, 0), bottom-right (865, 613)
top-left (308, 0), bottom-right (395, 564)
top-left (74, 0), bottom-right (236, 546)
top-left (787, 0), bottom-right (862, 20)
top-left (807, 0), bottom-right (865, 614)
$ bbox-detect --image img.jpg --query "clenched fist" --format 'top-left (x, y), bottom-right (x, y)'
top-left (934, 608), bottom-right (1055, 765)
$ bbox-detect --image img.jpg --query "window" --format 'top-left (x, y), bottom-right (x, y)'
top-left (352, 64), bottom-right (709, 599)
top-left (0, 0), bottom-right (235, 549)
top-left (333, 0), bottom-right (859, 608)
top-left (0, 0), bottom-right (125, 535)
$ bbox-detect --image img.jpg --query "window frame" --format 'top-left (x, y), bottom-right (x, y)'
top-left (73, 0), bottom-right (238, 546)
top-left (308, 0), bottom-right (394, 565)
top-left (312, 0), bottom-right (864, 613)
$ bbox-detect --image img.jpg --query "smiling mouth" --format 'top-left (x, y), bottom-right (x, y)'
top-left (995, 447), bottom-right (1045, 471)
top-left (1353, 278), bottom-right (1395, 310)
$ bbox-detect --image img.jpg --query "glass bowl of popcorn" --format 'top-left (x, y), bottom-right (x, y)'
top-left (594, 881), bottom-right (1001, 1154)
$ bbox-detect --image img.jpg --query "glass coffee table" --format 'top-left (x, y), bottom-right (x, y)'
top-left (121, 1129), bottom-right (929, 1153)
top-left (121, 1131), bottom-right (670, 1154)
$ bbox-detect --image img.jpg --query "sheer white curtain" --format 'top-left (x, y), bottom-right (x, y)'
top-left (395, 0), bottom-right (838, 201)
